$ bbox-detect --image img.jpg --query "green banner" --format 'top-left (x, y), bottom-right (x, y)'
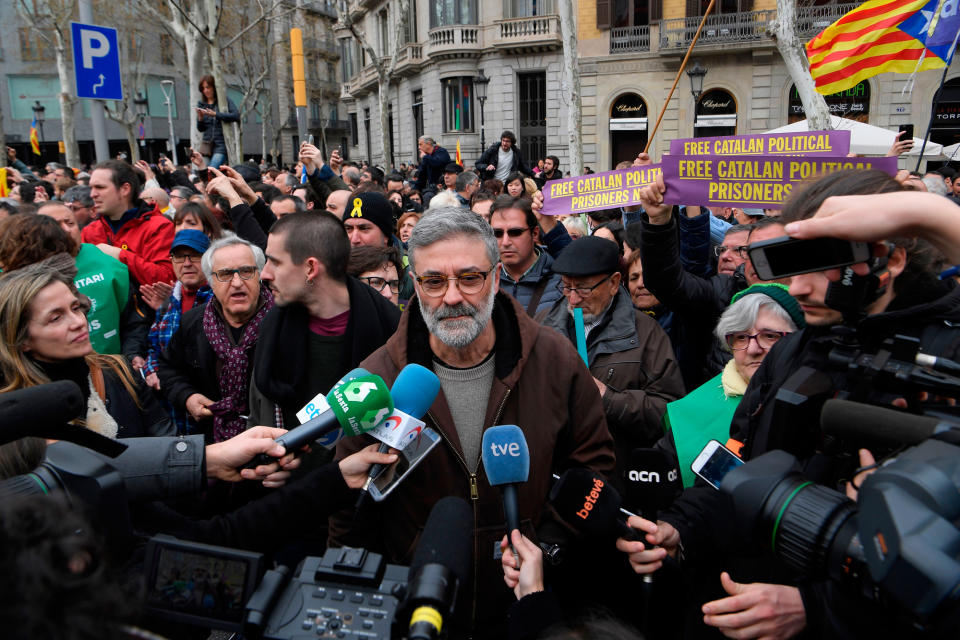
top-left (326, 374), bottom-right (394, 436)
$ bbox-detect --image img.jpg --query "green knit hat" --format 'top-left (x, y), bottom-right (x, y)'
top-left (730, 283), bottom-right (806, 329)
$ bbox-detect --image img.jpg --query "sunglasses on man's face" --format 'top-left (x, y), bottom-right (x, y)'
top-left (492, 226), bottom-right (533, 239)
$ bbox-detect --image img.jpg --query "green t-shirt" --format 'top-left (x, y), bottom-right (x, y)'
top-left (74, 243), bottom-right (130, 354)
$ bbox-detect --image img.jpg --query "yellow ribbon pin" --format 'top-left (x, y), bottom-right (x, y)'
top-left (349, 198), bottom-right (363, 218)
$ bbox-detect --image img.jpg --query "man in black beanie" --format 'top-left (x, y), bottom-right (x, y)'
top-left (342, 191), bottom-right (415, 302)
top-left (537, 236), bottom-right (685, 472)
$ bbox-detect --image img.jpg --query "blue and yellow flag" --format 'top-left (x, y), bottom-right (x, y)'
top-left (29, 117), bottom-right (41, 155)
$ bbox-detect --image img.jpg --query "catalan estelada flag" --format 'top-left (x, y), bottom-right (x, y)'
top-left (29, 117), bottom-right (41, 155)
top-left (456, 138), bottom-right (462, 166)
top-left (807, 0), bottom-right (960, 95)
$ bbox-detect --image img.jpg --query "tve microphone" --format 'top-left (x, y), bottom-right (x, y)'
top-left (273, 374), bottom-right (394, 454)
top-left (481, 425), bottom-right (530, 561)
top-left (622, 448), bottom-right (683, 521)
top-left (0, 380), bottom-right (127, 457)
top-left (361, 364), bottom-right (442, 497)
top-left (549, 467), bottom-right (633, 540)
top-left (821, 398), bottom-right (960, 447)
top-left (399, 497), bottom-right (473, 640)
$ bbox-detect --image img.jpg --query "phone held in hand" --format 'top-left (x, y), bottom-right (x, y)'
top-left (748, 235), bottom-right (871, 281)
top-left (691, 440), bottom-right (743, 489)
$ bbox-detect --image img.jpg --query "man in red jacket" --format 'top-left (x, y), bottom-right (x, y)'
top-left (81, 160), bottom-right (175, 287)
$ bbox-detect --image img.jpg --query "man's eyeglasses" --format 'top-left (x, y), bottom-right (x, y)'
top-left (415, 267), bottom-right (494, 297)
top-left (360, 276), bottom-right (401, 294)
top-left (725, 330), bottom-right (789, 351)
top-left (714, 245), bottom-right (749, 259)
top-left (212, 266), bottom-right (259, 282)
top-left (492, 226), bottom-right (533, 239)
top-left (556, 273), bottom-right (613, 297)
top-left (170, 253), bottom-right (201, 264)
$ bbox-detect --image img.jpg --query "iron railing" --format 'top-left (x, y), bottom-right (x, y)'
top-left (610, 25), bottom-right (651, 53)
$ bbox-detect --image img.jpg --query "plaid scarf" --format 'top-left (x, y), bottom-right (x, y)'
top-left (202, 286), bottom-right (273, 442)
top-left (145, 281), bottom-right (214, 434)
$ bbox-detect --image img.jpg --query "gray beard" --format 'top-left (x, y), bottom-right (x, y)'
top-left (419, 286), bottom-right (496, 349)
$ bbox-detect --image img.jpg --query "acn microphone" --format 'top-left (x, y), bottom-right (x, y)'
top-left (398, 496), bottom-right (473, 640)
top-left (481, 425), bottom-right (530, 566)
top-left (622, 448), bottom-right (682, 521)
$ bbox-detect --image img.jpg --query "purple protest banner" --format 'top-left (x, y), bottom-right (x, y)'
top-left (661, 155), bottom-right (898, 208)
top-left (669, 130), bottom-right (851, 157)
top-left (541, 165), bottom-right (662, 216)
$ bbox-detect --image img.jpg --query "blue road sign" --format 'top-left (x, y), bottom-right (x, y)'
top-left (71, 22), bottom-right (123, 101)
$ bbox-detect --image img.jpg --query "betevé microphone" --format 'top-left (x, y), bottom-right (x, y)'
top-left (398, 496), bottom-right (473, 640)
top-left (549, 467), bottom-right (633, 540)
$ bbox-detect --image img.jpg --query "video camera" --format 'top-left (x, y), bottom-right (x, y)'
top-left (720, 436), bottom-right (960, 635)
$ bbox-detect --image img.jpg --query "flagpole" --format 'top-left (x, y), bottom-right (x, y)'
top-left (643, 0), bottom-right (716, 154)
top-left (916, 26), bottom-right (960, 171)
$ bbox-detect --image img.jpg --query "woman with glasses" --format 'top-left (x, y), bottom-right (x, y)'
top-left (347, 245), bottom-right (403, 308)
top-left (141, 230), bottom-right (215, 433)
top-left (661, 283), bottom-right (804, 488)
top-left (158, 236), bottom-right (273, 443)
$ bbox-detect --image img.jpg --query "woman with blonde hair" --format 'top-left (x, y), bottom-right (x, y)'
top-left (0, 264), bottom-right (174, 439)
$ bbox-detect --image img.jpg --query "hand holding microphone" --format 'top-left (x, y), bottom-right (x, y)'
top-left (500, 530), bottom-right (545, 600)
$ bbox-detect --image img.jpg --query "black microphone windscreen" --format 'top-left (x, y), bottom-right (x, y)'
top-left (549, 467), bottom-right (625, 538)
top-left (410, 497), bottom-right (473, 586)
top-left (821, 399), bottom-right (942, 446)
top-left (623, 448), bottom-right (682, 517)
top-left (0, 381), bottom-right (86, 445)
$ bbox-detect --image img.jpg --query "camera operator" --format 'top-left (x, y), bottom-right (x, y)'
top-left (619, 169), bottom-right (960, 639)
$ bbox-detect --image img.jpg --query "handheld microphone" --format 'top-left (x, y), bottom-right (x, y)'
top-left (481, 425), bottom-right (530, 567)
top-left (293, 367), bottom-right (372, 449)
top-left (360, 364), bottom-right (442, 497)
top-left (0, 380), bottom-right (127, 457)
top-left (549, 467), bottom-right (633, 540)
top-left (821, 398), bottom-right (960, 447)
top-left (622, 448), bottom-right (683, 522)
top-left (399, 497), bottom-right (473, 640)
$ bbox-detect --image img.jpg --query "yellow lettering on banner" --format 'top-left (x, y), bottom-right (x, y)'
top-left (713, 138), bottom-right (764, 155)
top-left (551, 180), bottom-right (575, 198)
top-left (716, 160), bottom-right (783, 180)
top-left (625, 166), bottom-right (661, 186)
top-left (769, 134), bottom-right (832, 154)
top-left (708, 181), bottom-right (789, 204)
top-left (570, 189), bottom-right (631, 212)
top-left (684, 140), bottom-right (711, 155)
top-left (679, 160), bottom-right (713, 179)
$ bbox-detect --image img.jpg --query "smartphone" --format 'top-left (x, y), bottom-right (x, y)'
top-left (748, 235), bottom-right (871, 281)
top-left (900, 124), bottom-right (914, 140)
top-left (691, 440), bottom-right (743, 490)
top-left (367, 427), bottom-right (441, 502)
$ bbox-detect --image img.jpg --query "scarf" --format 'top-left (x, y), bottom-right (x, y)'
top-left (202, 286), bottom-right (273, 442)
top-left (720, 358), bottom-right (749, 398)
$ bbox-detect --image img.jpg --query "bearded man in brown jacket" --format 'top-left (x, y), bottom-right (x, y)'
top-left (329, 207), bottom-right (615, 638)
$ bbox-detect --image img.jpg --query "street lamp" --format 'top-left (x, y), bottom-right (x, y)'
top-left (159, 80), bottom-right (178, 165)
top-left (134, 91), bottom-right (149, 160)
top-left (474, 70), bottom-right (490, 150)
top-left (687, 60), bottom-right (707, 136)
top-left (32, 101), bottom-right (46, 163)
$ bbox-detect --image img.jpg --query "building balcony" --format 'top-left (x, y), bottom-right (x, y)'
top-left (795, 3), bottom-right (861, 38)
top-left (610, 25), bottom-right (650, 54)
top-left (659, 9), bottom-right (776, 50)
top-left (303, 37), bottom-right (339, 59)
top-left (302, 0), bottom-right (338, 19)
top-left (492, 15), bottom-right (561, 53)
top-left (346, 63), bottom-right (379, 97)
top-left (426, 25), bottom-right (482, 60)
top-left (394, 42), bottom-right (425, 77)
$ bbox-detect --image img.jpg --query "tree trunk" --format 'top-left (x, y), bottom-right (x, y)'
top-left (52, 30), bottom-right (81, 168)
top-left (184, 30), bottom-right (206, 149)
top-left (125, 124), bottom-right (140, 164)
top-left (558, 1), bottom-right (583, 176)
top-left (0, 99), bottom-right (7, 168)
top-left (377, 74), bottom-right (392, 169)
top-left (770, 0), bottom-right (831, 130)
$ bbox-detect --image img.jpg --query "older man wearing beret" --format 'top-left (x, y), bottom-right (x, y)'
top-left (537, 235), bottom-right (685, 476)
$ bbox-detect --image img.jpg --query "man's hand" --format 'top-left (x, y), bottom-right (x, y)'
top-left (500, 530), bottom-right (545, 600)
top-left (633, 152), bottom-right (653, 167)
top-left (186, 393), bottom-right (214, 421)
top-left (144, 371), bottom-right (161, 390)
top-left (845, 448), bottom-right (877, 500)
top-left (300, 143), bottom-right (324, 174)
top-left (486, 164), bottom-right (496, 171)
top-left (206, 426), bottom-right (302, 488)
top-left (886, 130), bottom-right (914, 157)
top-left (96, 243), bottom-right (122, 260)
top-left (135, 160), bottom-right (156, 183)
top-left (6, 147), bottom-right (15, 161)
top-left (593, 377), bottom-right (608, 397)
top-left (34, 185), bottom-right (49, 202)
top-left (338, 444), bottom-right (399, 489)
top-left (218, 165), bottom-right (258, 204)
top-left (131, 356), bottom-right (146, 371)
top-left (616, 516), bottom-right (680, 575)
top-left (140, 282), bottom-right (174, 311)
top-left (6, 167), bottom-right (23, 184)
top-left (329, 148), bottom-right (344, 173)
top-left (189, 148), bottom-right (206, 169)
top-left (638, 173), bottom-right (672, 225)
top-left (702, 573), bottom-right (807, 640)
top-left (206, 167), bottom-right (243, 207)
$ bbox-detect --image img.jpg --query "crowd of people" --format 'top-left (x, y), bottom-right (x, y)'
top-left (1, 116), bottom-right (959, 640)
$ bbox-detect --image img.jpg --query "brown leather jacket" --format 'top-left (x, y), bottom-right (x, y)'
top-left (329, 292), bottom-right (615, 637)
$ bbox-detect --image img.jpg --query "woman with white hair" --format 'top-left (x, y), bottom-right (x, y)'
top-left (662, 283), bottom-right (805, 487)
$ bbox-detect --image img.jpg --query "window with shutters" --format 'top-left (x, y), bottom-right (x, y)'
top-left (506, 0), bottom-right (557, 18)
top-left (687, 0), bottom-right (750, 15)
top-left (442, 77), bottom-right (474, 133)
top-left (19, 28), bottom-right (53, 62)
top-left (430, 0), bottom-right (477, 28)
top-left (160, 34), bottom-right (174, 65)
top-left (612, 0), bottom-right (658, 26)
